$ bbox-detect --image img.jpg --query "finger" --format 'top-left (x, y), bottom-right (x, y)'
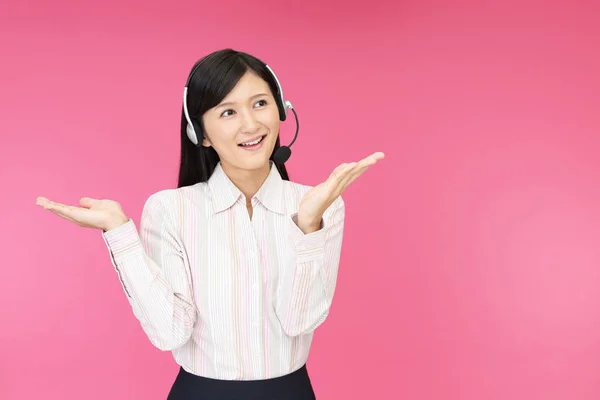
top-left (79, 197), bottom-right (98, 209)
top-left (36, 196), bottom-right (51, 207)
top-left (40, 201), bottom-right (80, 224)
top-left (358, 152), bottom-right (385, 167)
top-left (341, 166), bottom-right (370, 190)
top-left (36, 197), bottom-right (58, 209)
top-left (37, 197), bottom-right (71, 209)
top-left (45, 202), bottom-right (76, 218)
top-left (39, 198), bottom-right (68, 211)
top-left (328, 162), bottom-right (364, 193)
top-left (331, 152), bottom-right (383, 177)
top-left (336, 154), bottom-right (383, 193)
top-left (327, 162), bottom-right (356, 187)
top-left (49, 209), bottom-right (81, 225)
top-left (372, 151), bottom-right (385, 160)
top-left (336, 164), bottom-right (370, 194)
top-left (37, 197), bottom-right (94, 227)
top-left (364, 151), bottom-right (385, 162)
top-left (350, 152), bottom-right (384, 177)
top-left (327, 152), bottom-right (384, 191)
top-left (40, 199), bottom-right (80, 219)
top-left (330, 162), bottom-right (355, 177)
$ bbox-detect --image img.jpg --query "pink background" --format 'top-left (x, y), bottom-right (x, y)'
top-left (2, 0), bottom-right (600, 399)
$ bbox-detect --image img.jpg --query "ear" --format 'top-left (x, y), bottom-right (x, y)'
top-left (198, 117), bottom-right (212, 147)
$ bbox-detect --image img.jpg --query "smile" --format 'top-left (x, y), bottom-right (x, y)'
top-left (238, 135), bottom-right (266, 150)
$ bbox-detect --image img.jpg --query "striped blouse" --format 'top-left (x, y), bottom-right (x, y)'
top-left (101, 161), bottom-right (345, 380)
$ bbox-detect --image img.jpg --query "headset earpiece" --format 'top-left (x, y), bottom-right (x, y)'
top-left (186, 120), bottom-right (199, 145)
top-left (182, 86), bottom-right (201, 146)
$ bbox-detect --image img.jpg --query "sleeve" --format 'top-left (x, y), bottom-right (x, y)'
top-left (275, 196), bottom-right (345, 337)
top-left (100, 193), bottom-right (196, 351)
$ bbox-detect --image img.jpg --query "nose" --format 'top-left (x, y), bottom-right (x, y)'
top-left (239, 108), bottom-right (260, 134)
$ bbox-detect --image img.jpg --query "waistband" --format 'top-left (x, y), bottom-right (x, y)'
top-left (167, 364), bottom-right (315, 400)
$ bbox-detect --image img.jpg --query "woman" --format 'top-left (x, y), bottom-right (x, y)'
top-left (36, 48), bottom-right (384, 399)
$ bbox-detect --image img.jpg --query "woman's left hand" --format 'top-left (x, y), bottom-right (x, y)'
top-left (296, 152), bottom-right (385, 233)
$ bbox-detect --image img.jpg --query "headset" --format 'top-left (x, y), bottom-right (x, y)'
top-left (182, 60), bottom-right (299, 164)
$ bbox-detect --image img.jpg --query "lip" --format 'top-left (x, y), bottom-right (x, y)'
top-left (238, 134), bottom-right (267, 145)
top-left (238, 134), bottom-right (267, 151)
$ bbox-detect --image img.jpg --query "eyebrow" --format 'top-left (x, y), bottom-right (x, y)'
top-left (216, 93), bottom-right (270, 108)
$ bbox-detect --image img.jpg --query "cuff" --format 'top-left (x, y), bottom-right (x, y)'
top-left (102, 219), bottom-right (143, 261)
top-left (288, 213), bottom-right (327, 263)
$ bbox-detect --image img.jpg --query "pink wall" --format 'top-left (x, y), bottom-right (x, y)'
top-left (2, 0), bottom-right (600, 399)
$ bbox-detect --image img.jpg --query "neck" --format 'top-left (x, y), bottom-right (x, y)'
top-left (220, 161), bottom-right (271, 202)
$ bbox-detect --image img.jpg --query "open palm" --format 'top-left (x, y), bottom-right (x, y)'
top-left (36, 196), bottom-right (128, 231)
top-left (297, 151), bottom-right (385, 227)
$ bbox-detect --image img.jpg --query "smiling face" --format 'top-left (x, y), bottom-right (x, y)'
top-left (201, 70), bottom-right (280, 176)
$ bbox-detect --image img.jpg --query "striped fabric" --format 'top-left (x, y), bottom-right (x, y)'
top-left (101, 162), bottom-right (345, 380)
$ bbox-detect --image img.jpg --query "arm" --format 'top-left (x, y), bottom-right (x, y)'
top-left (101, 193), bottom-right (196, 351)
top-left (275, 196), bottom-right (345, 337)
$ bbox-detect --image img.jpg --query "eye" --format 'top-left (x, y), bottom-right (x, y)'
top-left (220, 109), bottom-right (235, 118)
top-left (254, 99), bottom-right (268, 108)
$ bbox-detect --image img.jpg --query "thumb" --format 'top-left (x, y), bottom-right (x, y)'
top-left (79, 197), bottom-right (98, 208)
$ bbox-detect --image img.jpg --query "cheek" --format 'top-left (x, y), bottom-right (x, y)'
top-left (203, 123), bottom-right (235, 146)
top-left (268, 112), bottom-right (281, 134)
top-left (269, 122), bottom-right (280, 145)
top-left (272, 120), bottom-right (280, 134)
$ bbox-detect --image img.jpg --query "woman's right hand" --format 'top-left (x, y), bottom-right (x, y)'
top-left (36, 196), bottom-right (129, 232)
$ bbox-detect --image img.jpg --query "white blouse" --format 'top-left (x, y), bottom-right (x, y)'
top-left (101, 162), bottom-right (345, 380)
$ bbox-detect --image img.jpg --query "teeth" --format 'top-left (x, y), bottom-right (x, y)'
top-left (241, 136), bottom-right (263, 146)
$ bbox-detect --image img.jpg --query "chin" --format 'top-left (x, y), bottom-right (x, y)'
top-left (246, 157), bottom-right (273, 171)
top-left (225, 137), bottom-right (277, 171)
top-left (229, 153), bottom-right (272, 172)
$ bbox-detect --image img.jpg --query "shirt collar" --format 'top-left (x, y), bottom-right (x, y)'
top-left (207, 161), bottom-right (285, 215)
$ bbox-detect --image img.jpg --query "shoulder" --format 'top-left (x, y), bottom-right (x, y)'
top-left (282, 179), bottom-right (312, 197)
top-left (141, 183), bottom-right (209, 217)
top-left (142, 184), bottom-right (195, 205)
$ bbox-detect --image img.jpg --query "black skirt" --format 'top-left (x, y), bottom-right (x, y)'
top-left (167, 364), bottom-right (316, 400)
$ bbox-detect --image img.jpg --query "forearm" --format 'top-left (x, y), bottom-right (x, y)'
top-left (276, 257), bottom-right (336, 336)
top-left (102, 219), bottom-right (196, 351)
top-left (275, 198), bottom-right (345, 337)
top-left (295, 215), bottom-right (323, 235)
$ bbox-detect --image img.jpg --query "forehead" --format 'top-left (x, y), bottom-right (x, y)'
top-left (221, 71), bottom-right (271, 102)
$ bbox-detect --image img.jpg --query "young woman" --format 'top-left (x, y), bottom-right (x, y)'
top-left (36, 49), bottom-right (384, 399)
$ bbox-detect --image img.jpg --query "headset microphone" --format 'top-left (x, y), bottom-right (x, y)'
top-left (272, 105), bottom-right (299, 164)
top-left (183, 61), bottom-right (300, 164)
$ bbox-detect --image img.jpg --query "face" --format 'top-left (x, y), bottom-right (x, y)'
top-left (201, 71), bottom-right (280, 175)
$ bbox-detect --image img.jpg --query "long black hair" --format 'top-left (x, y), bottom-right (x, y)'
top-left (177, 49), bottom-right (290, 188)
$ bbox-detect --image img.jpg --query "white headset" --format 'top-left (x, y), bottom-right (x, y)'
top-left (182, 63), bottom-right (293, 147)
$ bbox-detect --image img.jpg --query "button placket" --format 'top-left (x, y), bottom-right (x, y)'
top-left (250, 202), bottom-right (266, 331)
